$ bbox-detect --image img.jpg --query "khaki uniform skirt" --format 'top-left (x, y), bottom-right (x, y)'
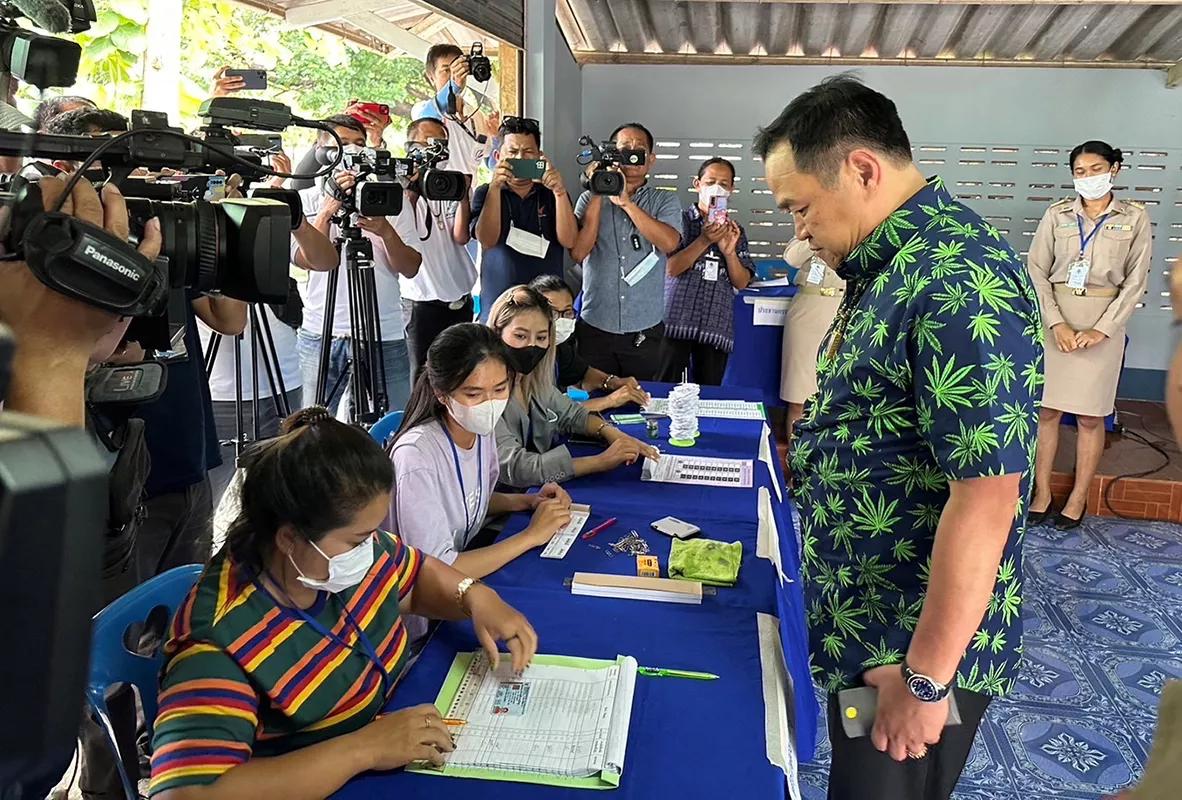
top-left (1041, 286), bottom-right (1124, 417)
top-left (780, 286), bottom-right (843, 404)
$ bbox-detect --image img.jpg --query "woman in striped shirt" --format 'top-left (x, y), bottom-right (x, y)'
top-left (149, 407), bottom-right (537, 799)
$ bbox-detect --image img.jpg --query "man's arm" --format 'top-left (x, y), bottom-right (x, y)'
top-left (570, 193), bottom-right (601, 264)
top-left (618, 195), bottom-right (680, 254)
top-left (192, 296), bottom-right (247, 336)
top-left (907, 473), bottom-right (1021, 682)
top-left (292, 219), bottom-right (339, 272)
top-left (452, 184), bottom-right (473, 246)
top-left (356, 217), bottom-right (421, 279)
top-left (667, 233), bottom-right (711, 277)
top-left (473, 183), bottom-right (505, 250)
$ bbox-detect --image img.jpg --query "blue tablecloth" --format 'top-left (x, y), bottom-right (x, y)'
top-left (722, 285), bottom-right (796, 409)
top-left (335, 384), bottom-right (817, 799)
top-left (336, 589), bottom-right (791, 800)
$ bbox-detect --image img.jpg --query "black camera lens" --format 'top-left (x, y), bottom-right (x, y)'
top-left (419, 169), bottom-right (467, 203)
top-left (124, 197), bottom-right (289, 304)
top-left (589, 170), bottom-right (624, 197)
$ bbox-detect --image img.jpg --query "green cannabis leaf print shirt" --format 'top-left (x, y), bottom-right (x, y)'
top-left (791, 178), bottom-right (1042, 697)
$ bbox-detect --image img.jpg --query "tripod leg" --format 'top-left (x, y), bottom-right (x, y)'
top-left (317, 264), bottom-right (341, 409)
top-left (256, 308), bottom-right (292, 421)
top-left (345, 257), bottom-right (369, 422)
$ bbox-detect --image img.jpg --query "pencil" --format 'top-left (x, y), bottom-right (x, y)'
top-left (441, 718), bottom-right (467, 726)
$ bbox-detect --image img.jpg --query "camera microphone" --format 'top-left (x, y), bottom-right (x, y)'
top-left (10, 0), bottom-right (72, 33)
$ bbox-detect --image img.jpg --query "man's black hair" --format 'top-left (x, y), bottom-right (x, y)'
top-left (528, 274), bottom-right (572, 297)
top-left (32, 95), bottom-right (95, 131)
top-left (697, 157), bottom-right (735, 181)
top-left (43, 108), bottom-right (128, 136)
top-left (407, 117), bottom-right (448, 142)
top-left (426, 43), bottom-right (464, 72)
top-left (610, 122), bottom-right (654, 154)
top-left (753, 74), bottom-right (912, 182)
top-left (499, 116), bottom-right (542, 148)
top-left (323, 114), bottom-right (365, 135)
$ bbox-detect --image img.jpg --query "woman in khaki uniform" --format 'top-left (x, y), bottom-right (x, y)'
top-left (1027, 141), bottom-right (1152, 529)
top-left (780, 239), bottom-right (845, 436)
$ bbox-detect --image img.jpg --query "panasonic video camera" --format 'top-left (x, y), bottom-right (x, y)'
top-left (401, 138), bottom-right (467, 202)
top-left (576, 135), bottom-right (646, 196)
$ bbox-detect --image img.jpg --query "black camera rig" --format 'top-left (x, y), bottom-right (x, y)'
top-left (576, 134), bottom-right (646, 196)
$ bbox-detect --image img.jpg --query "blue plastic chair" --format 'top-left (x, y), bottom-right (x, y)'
top-left (369, 409), bottom-right (404, 448)
top-left (87, 565), bottom-right (203, 799)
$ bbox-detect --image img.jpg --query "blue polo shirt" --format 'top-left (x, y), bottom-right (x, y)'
top-left (471, 183), bottom-right (563, 320)
top-left (574, 186), bottom-right (682, 334)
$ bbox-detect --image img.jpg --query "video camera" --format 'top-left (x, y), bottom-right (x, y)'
top-left (0, 0), bottom-right (96, 89)
top-left (402, 137), bottom-right (466, 202)
top-left (0, 98), bottom-right (340, 317)
top-left (576, 134), bottom-right (646, 196)
top-left (465, 42), bottom-right (492, 84)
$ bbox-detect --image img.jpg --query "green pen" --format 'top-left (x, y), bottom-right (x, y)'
top-left (638, 666), bottom-right (719, 680)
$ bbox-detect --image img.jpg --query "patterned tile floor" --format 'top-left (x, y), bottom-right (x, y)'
top-left (800, 516), bottom-right (1181, 800)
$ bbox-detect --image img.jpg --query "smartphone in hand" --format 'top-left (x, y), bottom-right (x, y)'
top-left (224, 69), bottom-right (267, 90)
top-left (508, 158), bottom-right (547, 180)
top-left (707, 194), bottom-right (728, 225)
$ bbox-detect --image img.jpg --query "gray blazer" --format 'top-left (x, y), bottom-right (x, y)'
top-left (495, 387), bottom-right (591, 487)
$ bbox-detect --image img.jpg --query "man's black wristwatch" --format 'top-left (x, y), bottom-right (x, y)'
top-left (902, 659), bottom-right (951, 703)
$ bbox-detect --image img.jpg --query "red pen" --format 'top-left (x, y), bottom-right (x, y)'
top-left (582, 517), bottom-right (618, 541)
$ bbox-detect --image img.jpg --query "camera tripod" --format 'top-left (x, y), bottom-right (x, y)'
top-left (204, 302), bottom-right (296, 464)
top-left (311, 212), bottom-right (389, 426)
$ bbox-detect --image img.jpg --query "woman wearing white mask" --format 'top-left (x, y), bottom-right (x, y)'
top-left (489, 286), bottom-right (660, 487)
top-left (528, 274), bottom-right (651, 412)
top-left (148, 407), bottom-right (537, 798)
top-left (1028, 141), bottom-right (1152, 529)
top-left (656, 157), bottom-right (755, 385)
top-left (385, 323), bottom-right (572, 624)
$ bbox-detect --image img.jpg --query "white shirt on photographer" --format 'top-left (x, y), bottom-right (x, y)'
top-left (199, 306), bottom-right (301, 402)
top-left (392, 196), bottom-right (477, 304)
top-left (297, 186), bottom-right (406, 341)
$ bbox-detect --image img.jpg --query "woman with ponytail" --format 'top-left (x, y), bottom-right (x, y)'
top-left (487, 285), bottom-right (660, 487)
top-left (148, 407), bottom-right (537, 799)
top-left (386, 324), bottom-right (572, 638)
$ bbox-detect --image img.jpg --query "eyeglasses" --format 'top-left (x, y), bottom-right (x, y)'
top-left (552, 309), bottom-right (576, 320)
top-left (500, 116), bottom-right (541, 136)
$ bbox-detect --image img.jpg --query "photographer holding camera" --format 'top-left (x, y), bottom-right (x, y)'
top-left (472, 115), bottom-right (575, 321)
top-left (296, 114), bottom-right (422, 417)
top-left (392, 117), bottom-right (477, 377)
top-left (412, 44), bottom-right (495, 180)
top-left (570, 123), bottom-right (682, 381)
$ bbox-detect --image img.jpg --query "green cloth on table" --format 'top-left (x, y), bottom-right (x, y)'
top-left (668, 538), bottom-right (742, 587)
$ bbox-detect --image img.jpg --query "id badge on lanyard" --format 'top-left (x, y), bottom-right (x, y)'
top-left (702, 254), bottom-right (720, 282)
top-left (807, 258), bottom-right (826, 285)
top-left (1070, 213), bottom-right (1110, 290)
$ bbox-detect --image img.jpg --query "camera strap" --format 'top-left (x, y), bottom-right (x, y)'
top-left (22, 212), bottom-right (167, 317)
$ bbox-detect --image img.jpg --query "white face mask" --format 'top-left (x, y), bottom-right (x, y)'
top-left (698, 183), bottom-right (730, 209)
top-left (289, 536), bottom-right (374, 594)
top-left (554, 317), bottom-right (576, 345)
top-left (448, 397), bottom-right (509, 437)
top-left (1074, 172), bottom-right (1114, 201)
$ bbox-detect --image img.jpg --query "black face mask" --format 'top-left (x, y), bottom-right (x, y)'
top-left (506, 345), bottom-right (547, 375)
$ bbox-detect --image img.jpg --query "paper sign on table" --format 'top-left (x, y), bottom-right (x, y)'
top-left (642, 454), bottom-right (753, 488)
top-left (750, 297), bottom-right (791, 327)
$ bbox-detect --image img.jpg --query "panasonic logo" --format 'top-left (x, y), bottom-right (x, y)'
top-left (83, 243), bottom-right (140, 282)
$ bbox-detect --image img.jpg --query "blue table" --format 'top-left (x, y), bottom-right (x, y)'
top-left (335, 384), bottom-right (817, 799)
top-left (722, 285), bottom-right (797, 409)
top-left (336, 589), bottom-right (792, 800)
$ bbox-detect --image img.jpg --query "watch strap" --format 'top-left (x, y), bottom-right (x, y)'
top-left (902, 659), bottom-right (951, 702)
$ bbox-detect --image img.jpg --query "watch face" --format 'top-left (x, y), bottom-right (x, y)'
top-left (907, 673), bottom-right (942, 702)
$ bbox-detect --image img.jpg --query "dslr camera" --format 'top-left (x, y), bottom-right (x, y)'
top-left (465, 42), bottom-right (492, 84)
top-left (576, 135), bottom-right (646, 196)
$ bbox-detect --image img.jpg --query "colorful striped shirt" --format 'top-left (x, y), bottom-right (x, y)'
top-left (148, 532), bottom-right (422, 795)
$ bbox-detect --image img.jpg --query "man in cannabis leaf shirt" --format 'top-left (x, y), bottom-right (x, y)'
top-left (757, 76), bottom-right (1041, 800)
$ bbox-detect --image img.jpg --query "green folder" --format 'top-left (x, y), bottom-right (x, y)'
top-left (407, 652), bottom-right (635, 789)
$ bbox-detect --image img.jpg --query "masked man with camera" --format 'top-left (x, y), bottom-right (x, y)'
top-left (472, 115), bottom-right (576, 321)
top-left (392, 117), bottom-right (477, 376)
top-left (570, 122), bottom-right (682, 381)
top-left (296, 114), bottom-right (422, 418)
top-left (412, 43), bottom-right (495, 180)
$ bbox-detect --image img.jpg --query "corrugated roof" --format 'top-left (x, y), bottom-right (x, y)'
top-left (557, 1), bottom-right (1182, 67)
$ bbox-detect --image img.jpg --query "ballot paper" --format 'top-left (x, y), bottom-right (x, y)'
top-left (412, 651), bottom-right (638, 788)
top-left (642, 454), bottom-right (754, 488)
top-left (540, 503), bottom-right (591, 559)
top-left (644, 397), bottom-right (766, 420)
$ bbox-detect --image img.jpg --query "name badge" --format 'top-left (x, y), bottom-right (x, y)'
top-left (623, 248), bottom-right (660, 286)
top-left (1066, 259), bottom-right (1090, 290)
top-left (506, 224), bottom-right (550, 259)
top-left (807, 258), bottom-right (826, 285)
top-left (702, 255), bottom-right (720, 282)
